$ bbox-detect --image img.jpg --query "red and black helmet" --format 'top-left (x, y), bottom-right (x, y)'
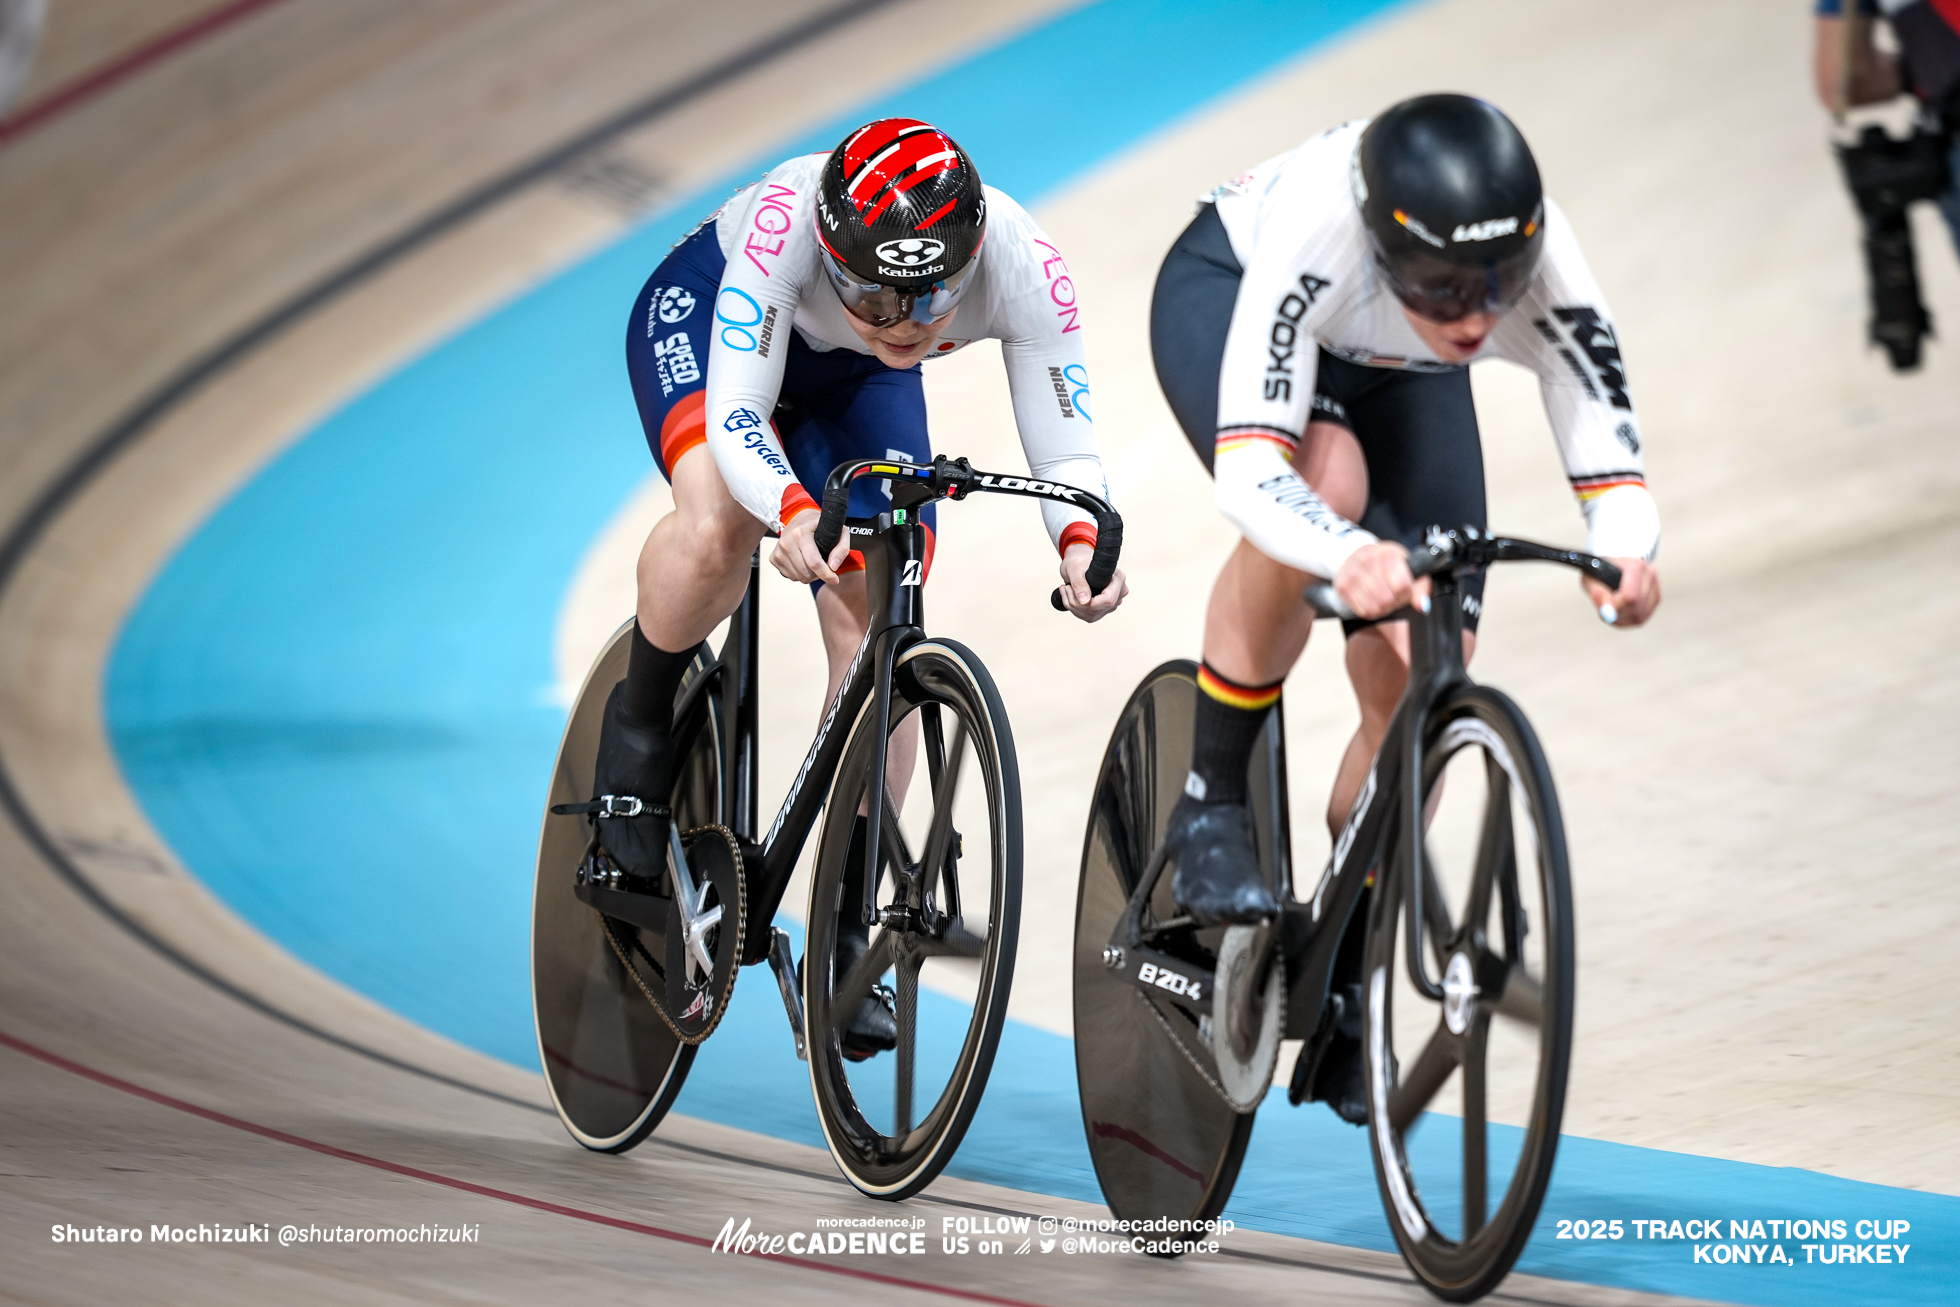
top-left (816, 118), bottom-right (987, 326)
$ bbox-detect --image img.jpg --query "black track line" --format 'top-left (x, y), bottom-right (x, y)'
top-left (0, 0), bottom-right (901, 1116)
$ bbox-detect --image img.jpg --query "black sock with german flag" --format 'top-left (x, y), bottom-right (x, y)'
top-left (1187, 661), bottom-right (1283, 807)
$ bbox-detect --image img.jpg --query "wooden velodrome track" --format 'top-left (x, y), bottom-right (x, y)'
top-left (2, 1), bottom-right (1955, 1303)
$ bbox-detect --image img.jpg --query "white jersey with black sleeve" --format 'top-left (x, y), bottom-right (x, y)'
top-left (1206, 120), bottom-right (1660, 579)
top-left (701, 152), bottom-right (1106, 551)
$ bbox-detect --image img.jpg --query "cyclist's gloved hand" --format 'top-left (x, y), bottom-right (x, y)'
top-left (1058, 542), bottom-right (1128, 623)
top-left (1334, 541), bottom-right (1431, 620)
top-left (772, 506), bottom-right (852, 586)
top-left (1582, 556), bottom-right (1661, 628)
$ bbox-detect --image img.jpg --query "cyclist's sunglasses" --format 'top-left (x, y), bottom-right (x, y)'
top-left (821, 246), bottom-right (981, 328)
top-left (1378, 244), bottom-right (1541, 323)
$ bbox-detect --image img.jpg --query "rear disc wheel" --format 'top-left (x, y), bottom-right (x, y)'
top-left (532, 623), bottom-right (723, 1153)
top-left (1072, 661), bottom-right (1286, 1235)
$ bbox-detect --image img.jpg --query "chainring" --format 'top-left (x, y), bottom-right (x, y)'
top-left (599, 824), bottom-right (745, 1045)
top-left (1212, 923), bottom-right (1283, 1112)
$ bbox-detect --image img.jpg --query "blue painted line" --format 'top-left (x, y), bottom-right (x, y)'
top-left (103, 0), bottom-right (1960, 1302)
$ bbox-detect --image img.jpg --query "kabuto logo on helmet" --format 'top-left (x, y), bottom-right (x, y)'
top-left (818, 118), bottom-right (986, 296)
top-left (875, 238), bottom-right (946, 267)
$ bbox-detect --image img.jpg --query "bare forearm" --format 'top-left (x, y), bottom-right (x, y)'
top-left (1814, 16), bottom-right (1902, 111)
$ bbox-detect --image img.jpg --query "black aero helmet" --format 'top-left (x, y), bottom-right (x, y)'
top-left (1355, 94), bottom-right (1545, 322)
top-left (816, 118), bottom-right (987, 326)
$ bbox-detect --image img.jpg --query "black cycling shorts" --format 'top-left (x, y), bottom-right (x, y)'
top-left (1150, 203), bottom-right (1487, 633)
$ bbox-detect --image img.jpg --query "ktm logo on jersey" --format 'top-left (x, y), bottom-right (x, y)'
top-left (1547, 306), bottom-right (1631, 411)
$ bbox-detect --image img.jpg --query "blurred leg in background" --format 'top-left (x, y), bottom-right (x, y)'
top-left (0, 0), bottom-right (47, 115)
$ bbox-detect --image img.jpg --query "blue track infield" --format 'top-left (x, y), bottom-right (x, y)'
top-left (105, 1), bottom-right (1958, 1302)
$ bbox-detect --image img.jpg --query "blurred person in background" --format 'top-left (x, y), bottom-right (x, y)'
top-left (1815, 1), bottom-right (1960, 367)
top-left (0, 0), bottom-right (47, 116)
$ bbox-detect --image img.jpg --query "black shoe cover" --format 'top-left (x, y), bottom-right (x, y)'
top-left (1289, 984), bottom-right (1371, 1125)
top-left (1165, 794), bottom-right (1279, 925)
top-left (837, 935), bottom-right (899, 1062)
top-left (591, 681), bottom-right (671, 879)
top-left (835, 815), bottom-right (897, 1060)
top-left (1314, 1033), bottom-right (1370, 1125)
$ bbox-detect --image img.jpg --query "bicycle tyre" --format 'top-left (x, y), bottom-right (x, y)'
top-left (804, 638), bottom-right (1021, 1199)
top-left (1072, 660), bottom-right (1285, 1236)
top-left (1362, 683), bottom-right (1574, 1301)
top-left (531, 621), bottom-right (723, 1152)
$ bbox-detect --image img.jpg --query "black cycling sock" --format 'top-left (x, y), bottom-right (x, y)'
top-left (624, 623), bottom-right (693, 731)
top-left (1187, 661), bottom-right (1282, 807)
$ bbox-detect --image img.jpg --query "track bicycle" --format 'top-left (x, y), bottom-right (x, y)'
top-left (1073, 527), bottom-right (1619, 1301)
top-left (533, 454), bottom-right (1120, 1199)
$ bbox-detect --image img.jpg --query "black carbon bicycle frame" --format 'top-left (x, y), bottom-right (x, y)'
top-left (664, 509), bottom-right (928, 953)
top-left (1108, 571), bottom-right (1477, 1036)
top-left (664, 454), bottom-right (1119, 959)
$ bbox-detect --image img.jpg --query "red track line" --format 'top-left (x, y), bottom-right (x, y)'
top-left (0, 0), bottom-right (295, 148)
top-left (0, 1028), bottom-right (1049, 1307)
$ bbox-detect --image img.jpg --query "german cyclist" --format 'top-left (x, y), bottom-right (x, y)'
top-left (1150, 95), bottom-right (1661, 1102)
top-left (592, 118), bottom-right (1128, 1055)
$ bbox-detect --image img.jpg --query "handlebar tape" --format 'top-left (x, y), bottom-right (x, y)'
top-left (1302, 538), bottom-right (1625, 620)
top-left (1049, 513), bottom-right (1124, 612)
top-left (1583, 556), bottom-right (1623, 592)
top-left (809, 478), bottom-right (854, 561)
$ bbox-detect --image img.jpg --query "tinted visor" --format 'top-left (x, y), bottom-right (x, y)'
top-left (1377, 241), bottom-right (1541, 323)
top-left (822, 247), bottom-right (980, 327)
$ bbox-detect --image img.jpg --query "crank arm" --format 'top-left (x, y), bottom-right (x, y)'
top-left (666, 826), bottom-right (718, 980)
top-left (572, 880), bottom-right (669, 935)
top-left (1102, 942), bottom-right (1213, 1017)
top-left (766, 928), bottom-right (806, 1061)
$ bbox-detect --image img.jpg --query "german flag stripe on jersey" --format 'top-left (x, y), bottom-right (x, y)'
top-left (1197, 662), bottom-right (1282, 711)
top-left (841, 119), bottom-right (960, 224)
top-left (1570, 470), bottom-right (1646, 501)
top-left (1215, 424), bottom-right (1299, 458)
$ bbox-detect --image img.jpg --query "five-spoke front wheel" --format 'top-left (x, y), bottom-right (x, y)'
top-left (804, 639), bottom-right (1021, 1199)
top-left (1363, 684), bottom-right (1574, 1302)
